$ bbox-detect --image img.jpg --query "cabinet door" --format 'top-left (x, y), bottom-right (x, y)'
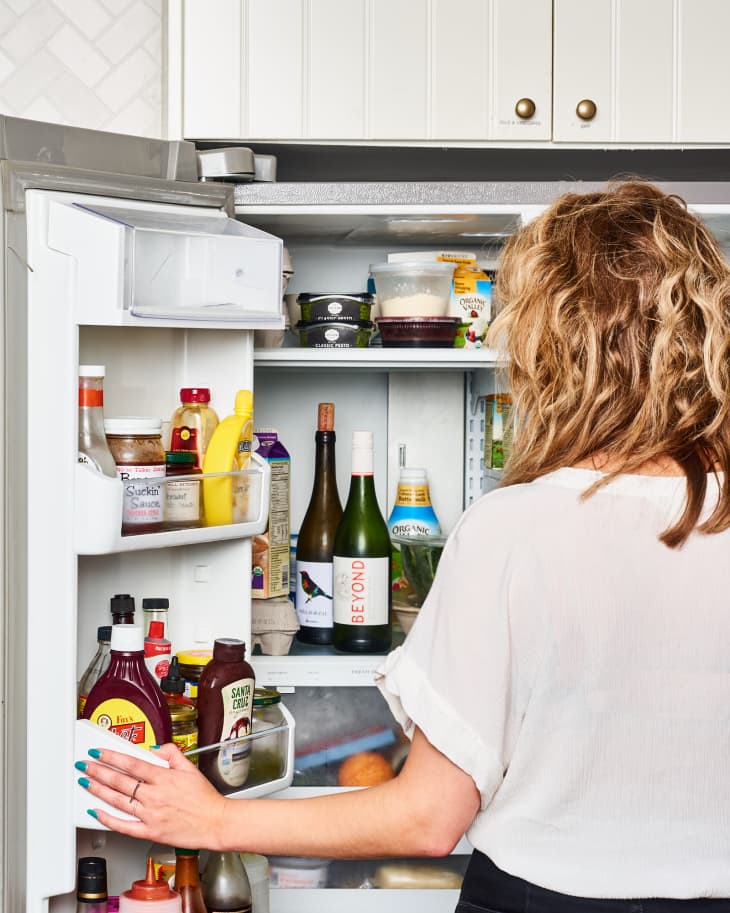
top-left (491, 0), bottom-right (552, 141)
top-left (677, 0), bottom-right (730, 142)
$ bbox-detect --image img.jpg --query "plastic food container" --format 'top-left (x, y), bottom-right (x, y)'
top-left (369, 261), bottom-right (455, 317)
top-left (376, 316), bottom-right (459, 348)
top-left (297, 293), bottom-right (373, 322)
top-left (296, 320), bottom-right (374, 348)
top-left (268, 856), bottom-right (330, 889)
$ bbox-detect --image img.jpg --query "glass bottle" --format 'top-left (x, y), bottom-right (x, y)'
top-left (333, 431), bottom-right (392, 654)
top-left (111, 593), bottom-right (136, 625)
top-left (295, 403), bottom-right (343, 645)
top-left (169, 387), bottom-right (220, 470)
top-left (77, 626), bottom-right (112, 718)
top-left (201, 852), bottom-right (253, 913)
top-left (174, 849), bottom-right (207, 913)
top-left (142, 597), bottom-right (169, 637)
top-left (78, 365), bottom-right (117, 478)
top-left (76, 856), bottom-right (108, 913)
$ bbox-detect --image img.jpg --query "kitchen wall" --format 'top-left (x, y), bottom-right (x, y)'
top-left (0, 0), bottom-right (165, 138)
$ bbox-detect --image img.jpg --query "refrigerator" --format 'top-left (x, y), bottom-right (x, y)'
top-left (6, 115), bottom-right (730, 913)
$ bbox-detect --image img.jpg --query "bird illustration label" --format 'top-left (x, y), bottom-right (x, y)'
top-left (295, 560), bottom-right (334, 628)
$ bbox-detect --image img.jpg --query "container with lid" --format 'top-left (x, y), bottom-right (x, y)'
top-left (164, 450), bottom-right (202, 530)
top-left (142, 597), bottom-right (169, 635)
top-left (249, 688), bottom-right (287, 786)
top-left (376, 316), bottom-right (459, 348)
top-left (296, 320), bottom-right (374, 348)
top-left (105, 417), bottom-right (166, 535)
top-left (160, 656), bottom-right (199, 760)
top-left (176, 649), bottom-right (213, 702)
top-left (297, 293), bottom-right (373, 323)
top-left (119, 858), bottom-right (181, 912)
top-left (369, 261), bottom-right (455, 317)
top-left (169, 387), bottom-right (219, 470)
top-left (267, 856), bottom-right (330, 889)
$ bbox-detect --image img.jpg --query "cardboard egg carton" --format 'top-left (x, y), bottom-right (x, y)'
top-left (252, 595), bottom-right (299, 655)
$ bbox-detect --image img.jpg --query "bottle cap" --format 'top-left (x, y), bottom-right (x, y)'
top-left (352, 430), bottom-right (373, 450)
top-left (176, 649), bottom-right (213, 667)
top-left (213, 638), bottom-right (246, 662)
top-left (351, 430), bottom-right (374, 475)
top-left (77, 856), bottom-right (107, 901)
top-left (317, 403), bottom-right (335, 432)
top-left (234, 390), bottom-right (253, 415)
top-left (166, 450), bottom-right (197, 465)
top-left (399, 467), bottom-right (427, 483)
top-left (180, 387), bottom-right (211, 403)
top-left (175, 848), bottom-right (200, 856)
top-left (97, 626), bottom-right (112, 642)
top-left (78, 365), bottom-right (106, 378)
top-left (253, 687), bottom-right (281, 706)
top-left (147, 620), bottom-right (165, 639)
top-left (160, 656), bottom-right (186, 694)
top-left (110, 593), bottom-right (135, 617)
top-left (142, 598), bottom-right (169, 610)
top-left (104, 417), bottom-right (163, 435)
top-left (111, 624), bottom-right (144, 653)
top-left (124, 858), bottom-right (178, 902)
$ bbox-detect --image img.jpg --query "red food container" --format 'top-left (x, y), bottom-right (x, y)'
top-left (376, 316), bottom-right (460, 348)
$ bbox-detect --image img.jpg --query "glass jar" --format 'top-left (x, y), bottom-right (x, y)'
top-left (169, 701), bottom-right (198, 756)
top-left (164, 450), bottom-right (202, 530)
top-left (250, 687), bottom-right (286, 783)
top-left (105, 417), bottom-right (166, 535)
top-left (176, 649), bottom-right (213, 702)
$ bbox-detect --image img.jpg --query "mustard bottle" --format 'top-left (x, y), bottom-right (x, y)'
top-left (202, 389), bottom-right (254, 526)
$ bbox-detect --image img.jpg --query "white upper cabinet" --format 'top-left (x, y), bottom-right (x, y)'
top-left (677, 0), bottom-right (730, 143)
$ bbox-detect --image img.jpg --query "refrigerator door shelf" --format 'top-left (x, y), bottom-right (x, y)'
top-left (39, 192), bottom-right (284, 327)
top-left (75, 453), bottom-right (271, 554)
top-left (74, 703), bottom-right (295, 830)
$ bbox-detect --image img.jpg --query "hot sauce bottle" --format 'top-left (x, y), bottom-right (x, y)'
top-left (82, 624), bottom-right (172, 750)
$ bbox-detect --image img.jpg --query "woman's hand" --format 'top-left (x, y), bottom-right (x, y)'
top-left (77, 743), bottom-right (230, 850)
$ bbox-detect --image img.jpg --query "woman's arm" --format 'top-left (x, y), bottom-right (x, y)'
top-left (80, 726), bottom-right (480, 858)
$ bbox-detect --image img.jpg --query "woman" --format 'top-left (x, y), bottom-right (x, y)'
top-left (77, 181), bottom-right (730, 911)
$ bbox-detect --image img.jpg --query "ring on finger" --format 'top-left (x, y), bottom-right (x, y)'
top-left (129, 779), bottom-right (143, 805)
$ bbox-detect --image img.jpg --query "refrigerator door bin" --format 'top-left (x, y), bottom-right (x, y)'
top-left (75, 453), bottom-right (271, 554)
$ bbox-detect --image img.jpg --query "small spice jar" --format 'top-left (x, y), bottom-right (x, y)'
top-left (176, 649), bottom-right (213, 702)
top-left (164, 450), bottom-right (202, 530)
top-left (105, 417), bottom-right (166, 535)
top-left (250, 687), bottom-right (287, 783)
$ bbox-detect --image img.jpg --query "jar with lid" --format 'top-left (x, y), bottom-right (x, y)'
top-left (165, 451), bottom-right (202, 530)
top-left (176, 649), bottom-right (212, 702)
top-left (160, 656), bottom-right (199, 762)
top-left (250, 688), bottom-right (287, 785)
top-left (105, 417), bottom-right (166, 535)
top-left (169, 386), bottom-right (219, 470)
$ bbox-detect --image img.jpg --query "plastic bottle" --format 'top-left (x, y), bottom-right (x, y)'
top-left (333, 431), bottom-right (392, 654)
top-left (169, 387), bottom-right (220, 470)
top-left (202, 852), bottom-right (252, 913)
top-left (111, 593), bottom-right (136, 625)
top-left (160, 657), bottom-right (199, 760)
top-left (202, 390), bottom-right (255, 526)
top-left (142, 598), bottom-right (169, 640)
top-left (77, 856), bottom-right (108, 912)
top-left (82, 624), bottom-right (172, 750)
top-left (295, 403), bottom-right (343, 644)
top-left (144, 621), bottom-right (172, 685)
top-left (78, 365), bottom-right (117, 478)
top-left (119, 858), bottom-right (181, 912)
top-left (197, 638), bottom-right (256, 792)
top-left (174, 849), bottom-right (207, 913)
top-left (78, 626), bottom-right (112, 718)
top-left (148, 843), bottom-right (177, 884)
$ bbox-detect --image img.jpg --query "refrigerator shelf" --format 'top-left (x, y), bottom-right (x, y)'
top-left (74, 454), bottom-right (271, 555)
top-left (254, 347), bottom-right (500, 370)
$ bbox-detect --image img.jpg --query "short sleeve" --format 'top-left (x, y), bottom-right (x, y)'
top-left (375, 489), bottom-right (544, 809)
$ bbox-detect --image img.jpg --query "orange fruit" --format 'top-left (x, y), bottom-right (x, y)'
top-left (338, 751), bottom-right (395, 787)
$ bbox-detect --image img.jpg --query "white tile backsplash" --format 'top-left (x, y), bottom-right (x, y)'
top-left (0, 0), bottom-right (164, 137)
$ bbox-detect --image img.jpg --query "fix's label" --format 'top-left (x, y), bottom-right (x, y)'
top-left (333, 556), bottom-right (389, 626)
top-left (88, 698), bottom-right (156, 749)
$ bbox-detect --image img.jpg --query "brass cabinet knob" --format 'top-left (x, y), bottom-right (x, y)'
top-left (576, 98), bottom-right (597, 120)
top-left (515, 97), bottom-right (536, 120)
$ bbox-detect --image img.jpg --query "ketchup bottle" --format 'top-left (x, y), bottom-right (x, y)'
top-left (197, 638), bottom-right (255, 792)
top-left (119, 857), bottom-right (181, 912)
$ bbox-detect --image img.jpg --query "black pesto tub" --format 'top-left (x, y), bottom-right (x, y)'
top-left (297, 293), bottom-right (374, 322)
top-left (296, 319), bottom-right (374, 348)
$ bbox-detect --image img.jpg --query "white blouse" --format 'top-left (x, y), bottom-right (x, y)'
top-left (376, 468), bottom-right (730, 899)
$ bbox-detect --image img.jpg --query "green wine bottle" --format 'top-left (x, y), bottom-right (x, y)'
top-left (333, 430), bottom-right (392, 654)
top-left (296, 403), bottom-right (343, 645)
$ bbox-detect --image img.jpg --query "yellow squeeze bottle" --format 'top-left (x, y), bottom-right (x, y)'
top-left (202, 389), bottom-right (254, 526)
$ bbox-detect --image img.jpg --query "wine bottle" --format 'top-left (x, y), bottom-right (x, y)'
top-left (333, 430), bottom-right (392, 654)
top-left (295, 403), bottom-right (343, 645)
top-left (201, 851), bottom-right (253, 913)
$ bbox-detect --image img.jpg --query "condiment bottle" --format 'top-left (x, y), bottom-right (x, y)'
top-left (119, 858), bottom-right (181, 912)
top-left (201, 851), bottom-right (252, 913)
top-left (295, 403), bottom-right (342, 645)
top-left (78, 626), bottom-right (112, 718)
top-left (160, 657), bottom-right (199, 760)
top-left (169, 387), bottom-right (220, 470)
top-left (111, 593), bottom-right (136, 625)
top-left (175, 649), bottom-right (213, 702)
top-left (197, 638), bottom-right (256, 792)
top-left (77, 856), bottom-right (108, 913)
top-left (105, 417), bottom-right (166, 535)
top-left (333, 431), bottom-right (392, 654)
top-left (78, 366), bottom-right (117, 478)
top-left (144, 620), bottom-right (172, 685)
top-left (174, 849), bottom-right (207, 913)
top-left (142, 598), bottom-right (169, 639)
top-left (165, 451), bottom-right (202, 530)
top-left (202, 390), bottom-right (254, 526)
top-left (82, 624), bottom-right (172, 750)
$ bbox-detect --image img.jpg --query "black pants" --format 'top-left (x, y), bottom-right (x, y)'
top-left (456, 852), bottom-right (730, 913)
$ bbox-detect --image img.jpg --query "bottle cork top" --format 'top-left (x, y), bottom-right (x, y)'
top-left (317, 402), bottom-right (335, 432)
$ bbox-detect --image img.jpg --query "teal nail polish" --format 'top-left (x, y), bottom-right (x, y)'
top-left (87, 809), bottom-right (99, 820)
top-left (150, 745), bottom-right (160, 750)
top-left (75, 761), bottom-right (87, 772)
top-left (78, 777), bottom-right (90, 789)
top-left (88, 748), bottom-right (102, 759)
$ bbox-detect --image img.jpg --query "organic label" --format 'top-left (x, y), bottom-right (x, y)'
top-left (333, 556), bottom-right (389, 626)
top-left (89, 698), bottom-right (157, 749)
top-left (295, 560), bottom-right (334, 628)
top-left (217, 677), bottom-right (255, 787)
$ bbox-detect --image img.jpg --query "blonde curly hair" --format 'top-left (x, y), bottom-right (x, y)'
top-left (489, 179), bottom-right (730, 547)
